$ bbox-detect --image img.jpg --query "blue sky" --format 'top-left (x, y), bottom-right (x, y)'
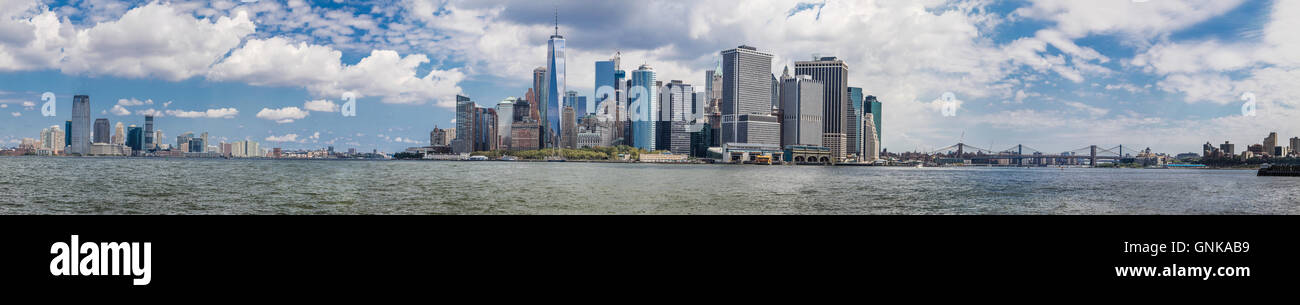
top-left (1, 0), bottom-right (1296, 154)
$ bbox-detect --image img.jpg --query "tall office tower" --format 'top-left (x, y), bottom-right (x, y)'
top-left (93, 118), bottom-right (110, 144)
top-left (564, 91), bottom-right (587, 117)
top-left (454, 95), bottom-right (475, 154)
top-left (661, 80), bottom-right (694, 122)
top-left (474, 107), bottom-right (498, 152)
top-left (177, 132), bottom-right (193, 153)
top-left (847, 87), bottom-right (864, 158)
top-left (513, 97), bottom-right (529, 123)
top-left (720, 45), bottom-right (779, 146)
top-left (497, 98), bottom-right (515, 150)
top-left (65, 120), bottom-right (71, 148)
top-left (865, 95), bottom-right (881, 150)
top-left (795, 56), bottom-right (849, 160)
top-left (562, 106), bottom-right (576, 149)
top-left (529, 68), bottom-right (545, 121)
top-left (431, 127), bottom-right (448, 146)
top-left (200, 132), bottom-right (209, 153)
top-left (863, 113), bottom-right (879, 161)
top-left (1263, 132), bottom-right (1278, 156)
top-left (545, 14), bottom-right (566, 149)
top-left (1291, 137), bottom-right (1300, 156)
top-left (144, 115), bottom-right (155, 150)
top-left (126, 125), bottom-right (143, 152)
top-left (154, 130), bottom-right (163, 149)
top-left (1220, 141), bottom-right (1236, 156)
top-left (780, 75), bottom-right (824, 147)
top-left (70, 95), bottom-right (91, 155)
top-left (630, 64), bottom-right (658, 151)
top-left (595, 53), bottom-right (620, 114)
top-left (112, 122), bottom-right (125, 145)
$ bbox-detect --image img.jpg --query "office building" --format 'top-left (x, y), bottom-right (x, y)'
top-left (1220, 141), bottom-right (1235, 157)
top-left (1291, 137), bottom-right (1300, 156)
top-left (562, 106), bottom-right (576, 149)
top-left (475, 107), bottom-right (498, 152)
top-left (511, 121), bottom-right (540, 150)
top-left (631, 64), bottom-right (658, 151)
top-left (497, 98), bottom-right (515, 149)
top-left (65, 120), bottom-right (71, 148)
top-left (126, 125), bottom-right (143, 152)
top-left (545, 17), bottom-right (566, 149)
top-left (847, 87), bottom-right (864, 158)
top-left (720, 45), bottom-right (779, 147)
top-left (795, 56), bottom-right (849, 161)
top-left (70, 95), bottom-right (90, 155)
top-left (863, 113), bottom-right (879, 161)
top-left (112, 122), bottom-right (125, 145)
top-left (780, 75), bottom-right (824, 147)
top-left (454, 95), bottom-right (474, 153)
top-left (1263, 132), bottom-right (1278, 156)
top-left (93, 118), bottom-right (110, 144)
top-left (431, 126), bottom-right (449, 146)
top-left (144, 115), bottom-right (155, 151)
top-left (865, 95), bottom-right (882, 150)
top-left (42, 125), bottom-right (64, 153)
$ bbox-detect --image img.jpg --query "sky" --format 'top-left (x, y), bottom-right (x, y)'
top-left (0, 0), bottom-right (1296, 154)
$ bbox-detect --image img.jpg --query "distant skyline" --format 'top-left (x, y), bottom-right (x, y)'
top-left (2, 0), bottom-right (1298, 153)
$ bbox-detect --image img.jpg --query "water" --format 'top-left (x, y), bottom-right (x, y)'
top-left (1, 156), bottom-right (1297, 214)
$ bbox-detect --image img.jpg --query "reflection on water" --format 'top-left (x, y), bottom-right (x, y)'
top-left (1, 157), bottom-right (1297, 214)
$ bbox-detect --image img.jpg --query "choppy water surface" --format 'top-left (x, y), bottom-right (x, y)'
top-left (1, 157), bottom-right (1296, 214)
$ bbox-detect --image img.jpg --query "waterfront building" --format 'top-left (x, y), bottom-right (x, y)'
top-left (720, 45), bottom-right (779, 147)
top-left (177, 132), bottom-right (193, 153)
top-left (780, 74), bottom-right (825, 147)
top-left (795, 57), bottom-right (849, 161)
top-left (497, 99), bottom-right (515, 150)
top-left (93, 118), bottom-right (110, 144)
top-left (631, 64), bottom-right (658, 151)
top-left (475, 107), bottom-right (498, 152)
top-left (577, 132), bottom-right (602, 149)
top-left (65, 120), bottom-right (70, 148)
top-left (1291, 137), bottom-right (1300, 156)
top-left (863, 113), bottom-right (879, 161)
top-left (545, 16), bottom-right (566, 149)
top-left (531, 68), bottom-right (545, 122)
top-left (70, 95), bottom-right (90, 155)
top-left (511, 121), bottom-right (540, 150)
top-left (454, 95), bottom-right (474, 154)
top-left (1219, 141), bottom-right (1235, 157)
top-left (41, 125), bottom-right (64, 154)
top-left (670, 121), bottom-right (692, 155)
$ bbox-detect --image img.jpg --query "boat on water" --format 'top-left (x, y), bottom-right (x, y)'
top-left (467, 155), bottom-right (489, 161)
top-left (545, 156), bottom-right (566, 162)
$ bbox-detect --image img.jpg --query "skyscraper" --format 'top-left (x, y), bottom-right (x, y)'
top-left (545, 14), bottom-right (566, 149)
top-left (631, 64), bottom-right (658, 151)
top-left (720, 45), bottom-right (779, 146)
top-left (562, 106), bottom-right (576, 149)
top-left (144, 115), bottom-right (155, 151)
top-left (780, 75), bottom-right (824, 147)
top-left (595, 53), bottom-right (620, 113)
top-left (661, 80), bottom-right (695, 122)
top-left (93, 118), bottom-right (110, 144)
top-left (112, 122), bottom-right (125, 145)
top-left (1263, 132), bottom-right (1278, 156)
top-left (497, 98), bottom-right (515, 150)
top-left (454, 95), bottom-right (475, 154)
top-left (126, 125), bottom-right (143, 152)
top-left (475, 107), bottom-right (498, 152)
top-left (795, 57), bottom-right (849, 161)
top-left (847, 87), bottom-right (864, 158)
top-left (70, 95), bottom-right (91, 155)
top-left (42, 125), bottom-right (64, 153)
top-left (863, 113), bottom-right (879, 161)
top-left (1291, 137), bottom-right (1300, 156)
top-left (530, 68), bottom-right (545, 121)
top-left (64, 120), bottom-right (71, 148)
top-left (865, 95), bottom-right (882, 150)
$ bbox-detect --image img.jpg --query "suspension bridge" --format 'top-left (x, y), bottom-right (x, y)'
top-left (927, 143), bottom-right (1144, 166)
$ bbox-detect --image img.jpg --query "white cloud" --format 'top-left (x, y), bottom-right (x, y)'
top-left (1013, 0), bottom-right (1244, 40)
top-left (135, 108), bottom-right (163, 117)
top-left (0, 103), bottom-right (7, 108)
top-left (1063, 101), bottom-right (1110, 117)
top-left (255, 106), bottom-right (309, 123)
top-left (163, 101), bottom-right (172, 108)
top-left (302, 99), bottom-right (338, 112)
top-left (60, 3), bottom-right (256, 81)
top-left (309, 132), bottom-right (320, 140)
top-left (109, 104), bottom-right (131, 116)
top-left (116, 98), bottom-right (153, 106)
top-left (165, 108), bottom-right (239, 119)
top-left (21, 101), bottom-right (34, 107)
top-left (265, 133), bottom-right (299, 142)
top-left (10, 112), bottom-right (19, 117)
top-left (209, 37), bottom-right (466, 106)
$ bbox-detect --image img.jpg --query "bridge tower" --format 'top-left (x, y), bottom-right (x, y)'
top-left (1119, 145), bottom-right (1124, 158)
top-left (1090, 145), bottom-right (1097, 166)
top-left (1017, 144), bottom-right (1024, 166)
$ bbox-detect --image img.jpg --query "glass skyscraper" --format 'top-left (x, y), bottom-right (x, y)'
top-left (126, 126), bottom-right (143, 152)
top-left (865, 95), bottom-right (881, 150)
top-left (545, 20), bottom-right (566, 148)
top-left (631, 64), bottom-right (657, 151)
top-left (848, 87), bottom-right (864, 158)
top-left (70, 95), bottom-right (91, 155)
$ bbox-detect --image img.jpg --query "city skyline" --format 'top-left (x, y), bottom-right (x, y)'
top-left (2, 0), bottom-right (1298, 154)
